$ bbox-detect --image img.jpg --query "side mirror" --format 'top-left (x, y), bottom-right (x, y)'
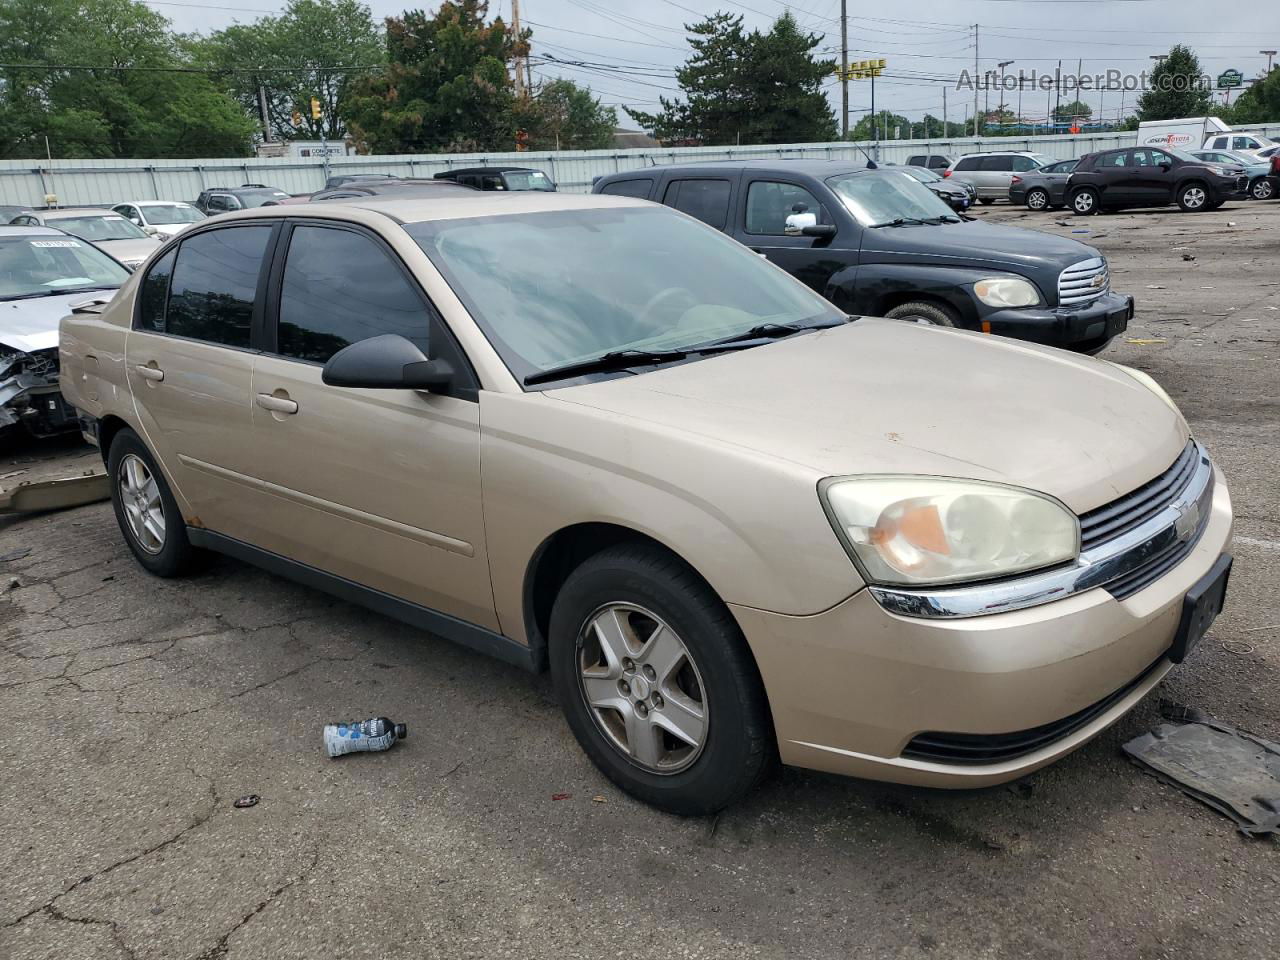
top-left (800, 224), bottom-right (837, 239)
top-left (784, 211), bottom-right (818, 235)
top-left (321, 334), bottom-right (454, 392)
top-left (1158, 162), bottom-right (1171, 171)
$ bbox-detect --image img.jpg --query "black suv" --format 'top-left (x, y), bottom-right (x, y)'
top-left (194, 185), bottom-right (290, 213)
top-left (593, 160), bottom-right (1132, 353)
top-left (433, 166), bottom-right (556, 191)
top-left (1066, 147), bottom-right (1249, 215)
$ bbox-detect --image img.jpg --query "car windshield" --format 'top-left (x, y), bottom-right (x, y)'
top-left (49, 215), bottom-right (149, 241)
top-left (142, 204), bottom-right (204, 225)
top-left (503, 171), bottom-right (555, 191)
top-left (1220, 152), bottom-right (1259, 166)
top-left (240, 190), bottom-right (289, 207)
top-left (0, 235), bottom-right (129, 300)
top-left (896, 166), bottom-right (942, 183)
top-left (1165, 149), bottom-right (1205, 164)
top-left (826, 171), bottom-right (957, 226)
top-left (408, 206), bottom-right (844, 384)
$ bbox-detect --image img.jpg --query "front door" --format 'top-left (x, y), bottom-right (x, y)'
top-left (1130, 149), bottom-right (1174, 204)
top-left (732, 176), bottom-right (850, 298)
top-left (124, 223), bottom-right (275, 530)
top-left (244, 221), bottom-right (496, 629)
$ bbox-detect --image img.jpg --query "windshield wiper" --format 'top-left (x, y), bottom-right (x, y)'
top-left (523, 348), bottom-right (689, 386)
top-left (698, 318), bottom-right (848, 351)
top-left (925, 215), bottom-right (963, 224)
top-left (869, 217), bottom-right (929, 228)
top-left (2, 286), bottom-right (115, 301)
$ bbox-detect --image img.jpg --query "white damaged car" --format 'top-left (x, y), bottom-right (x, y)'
top-left (1, 226), bottom-right (129, 439)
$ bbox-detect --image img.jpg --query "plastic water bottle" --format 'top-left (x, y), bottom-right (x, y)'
top-left (323, 717), bottom-right (407, 757)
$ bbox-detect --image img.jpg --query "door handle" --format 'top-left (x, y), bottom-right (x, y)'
top-left (135, 364), bottom-right (164, 382)
top-left (256, 392), bottom-right (298, 415)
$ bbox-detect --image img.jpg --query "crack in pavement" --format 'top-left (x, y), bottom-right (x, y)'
top-left (189, 848), bottom-right (321, 960)
top-left (41, 902), bottom-right (139, 960)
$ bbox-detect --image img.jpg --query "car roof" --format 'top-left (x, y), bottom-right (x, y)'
top-left (603, 159), bottom-right (879, 179)
top-left (40, 207), bottom-right (122, 218)
top-left (0, 224), bottom-right (69, 237)
top-left (129, 200), bottom-right (197, 207)
top-left (438, 166), bottom-right (543, 176)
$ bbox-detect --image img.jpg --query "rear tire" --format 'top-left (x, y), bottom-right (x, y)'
top-left (1026, 188), bottom-right (1050, 211)
top-left (1070, 188), bottom-right (1100, 215)
top-left (548, 543), bottom-right (773, 815)
top-left (978, 198), bottom-right (996, 206)
top-left (107, 428), bottom-right (200, 577)
top-left (1250, 177), bottom-right (1274, 201)
top-left (883, 300), bottom-right (959, 327)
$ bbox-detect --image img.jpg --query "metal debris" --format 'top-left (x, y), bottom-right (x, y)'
top-left (232, 795), bottom-right (260, 809)
top-left (0, 471), bottom-right (110, 513)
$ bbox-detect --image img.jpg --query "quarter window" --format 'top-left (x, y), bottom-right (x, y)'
top-left (599, 178), bottom-right (653, 199)
top-left (276, 225), bottom-right (430, 364)
top-left (165, 226), bottom-right (270, 348)
top-left (662, 179), bottom-right (731, 230)
top-left (954, 156), bottom-right (981, 171)
top-left (745, 181), bottom-right (825, 236)
top-left (978, 155), bottom-right (1014, 171)
top-left (137, 248), bottom-right (176, 332)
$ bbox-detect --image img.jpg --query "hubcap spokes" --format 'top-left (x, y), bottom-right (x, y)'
top-left (1186, 188), bottom-right (1205, 208)
top-left (577, 603), bottom-right (707, 774)
top-left (119, 454), bottom-right (165, 555)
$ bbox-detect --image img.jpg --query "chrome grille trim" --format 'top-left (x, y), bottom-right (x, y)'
top-left (1058, 257), bottom-right (1109, 306)
top-left (870, 443), bottom-right (1215, 619)
top-left (1079, 441), bottom-right (1197, 551)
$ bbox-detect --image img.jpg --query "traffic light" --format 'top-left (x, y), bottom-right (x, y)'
top-left (310, 97), bottom-right (321, 120)
top-left (291, 109), bottom-right (302, 128)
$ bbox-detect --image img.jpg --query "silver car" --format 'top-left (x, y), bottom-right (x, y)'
top-left (9, 208), bottom-right (162, 269)
top-left (1191, 151), bottom-right (1276, 201)
top-left (946, 152), bottom-right (1059, 204)
top-left (111, 201), bottom-right (207, 238)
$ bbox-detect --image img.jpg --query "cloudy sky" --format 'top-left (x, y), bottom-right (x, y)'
top-left (152, 0), bottom-right (1280, 128)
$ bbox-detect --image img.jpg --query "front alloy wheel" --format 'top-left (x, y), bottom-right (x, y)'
top-left (1178, 184), bottom-right (1208, 211)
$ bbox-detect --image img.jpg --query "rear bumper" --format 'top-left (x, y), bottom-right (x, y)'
top-left (981, 290), bottom-right (1132, 350)
top-left (731, 466), bottom-right (1232, 788)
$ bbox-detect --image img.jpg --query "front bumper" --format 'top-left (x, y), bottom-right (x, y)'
top-left (982, 290), bottom-right (1132, 350)
top-left (730, 462), bottom-right (1232, 788)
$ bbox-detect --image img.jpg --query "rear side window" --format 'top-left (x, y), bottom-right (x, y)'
top-left (165, 226), bottom-right (270, 348)
top-left (662, 179), bottom-right (731, 230)
top-left (599, 178), bottom-right (653, 199)
top-left (745, 181), bottom-right (824, 236)
top-left (1102, 152), bottom-right (1128, 167)
top-left (979, 155), bottom-right (1014, 171)
top-left (954, 156), bottom-right (981, 171)
top-left (136, 248), bottom-right (176, 332)
top-left (1212, 136), bottom-right (1229, 149)
top-left (276, 225), bottom-right (429, 364)
top-left (907, 155), bottom-right (925, 166)
top-left (928, 156), bottom-right (950, 169)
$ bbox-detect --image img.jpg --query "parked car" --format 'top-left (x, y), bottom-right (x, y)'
top-left (1009, 159), bottom-right (1079, 211)
top-left (111, 201), bottom-right (206, 238)
top-left (906, 153), bottom-right (955, 171)
top-left (594, 161), bottom-right (1132, 353)
top-left (1, 225), bottom-right (130, 438)
top-left (60, 193), bottom-right (1233, 814)
top-left (1137, 116), bottom-right (1230, 151)
top-left (323, 173), bottom-right (399, 190)
top-left (1190, 150), bottom-right (1276, 201)
top-left (433, 166), bottom-right (556, 191)
top-left (1257, 144), bottom-right (1280, 162)
top-left (1067, 147), bottom-right (1249, 215)
top-left (9, 208), bottom-right (162, 269)
top-left (1201, 131), bottom-right (1278, 157)
top-left (0, 204), bottom-right (33, 223)
top-left (309, 179), bottom-right (477, 202)
top-left (194, 185), bottom-right (291, 214)
top-left (944, 152), bottom-right (1058, 203)
top-left (891, 163), bottom-right (974, 211)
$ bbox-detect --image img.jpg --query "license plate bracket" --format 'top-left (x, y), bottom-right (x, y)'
top-left (1169, 554), bottom-right (1232, 664)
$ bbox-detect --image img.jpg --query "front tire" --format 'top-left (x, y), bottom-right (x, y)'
top-left (1070, 188), bottom-right (1100, 215)
top-left (1026, 188), bottom-right (1050, 211)
top-left (883, 300), bottom-right (959, 327)
top-left (107, 428), bottom-right (200, 577)
top-left (1177, 182), bottom-right (1209, 211)
top-left (548, 543), bottom-right (773, 815)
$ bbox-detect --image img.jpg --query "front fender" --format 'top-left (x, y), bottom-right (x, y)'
top-left (834, 263), bottom-right (1043, 328)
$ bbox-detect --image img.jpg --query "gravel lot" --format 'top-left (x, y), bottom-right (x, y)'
top-left (2, 199), bottom-right (1278, 960)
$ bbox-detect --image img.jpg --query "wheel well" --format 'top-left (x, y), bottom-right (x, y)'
top-left (522, 523), bottom-right (715, 670)
top-left (97, 415), bottom-right (131, 464)
top-left (877, 291), bottom-right (964, 323)
top-left (1178, 178), bottom-right (1208, 193)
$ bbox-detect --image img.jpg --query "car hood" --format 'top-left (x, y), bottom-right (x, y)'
top-left (547, 318), bottom-right (1187, 514)
top-left (1, 291), bottom-right (113, 352)
top-left (862, 218), bottom-right (1101, 274)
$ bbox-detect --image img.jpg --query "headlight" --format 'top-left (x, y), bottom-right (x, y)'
top-left (1112, 363), bottom-right (1180, 415)
top-left (973, 277), bottom-right (1040, 308)
top-left (820, 477), bottom-right (1079, 586)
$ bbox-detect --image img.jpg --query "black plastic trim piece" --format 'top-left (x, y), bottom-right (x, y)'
top-left (186, 527), bottom-right (544, 673)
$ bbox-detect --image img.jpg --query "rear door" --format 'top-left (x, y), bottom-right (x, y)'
top-left (976, 155), bottom-right (1015, 197)
top-left (1096, 150), bottom-right (1134, 201)
top-left (732, 175), bottom-right (847, 296)
top-left (245, 220), bottom-right (496, 629)
top-left (660, 176), bottom-right (736, 232)
top-left (125, 223), bottom-right (275, 531)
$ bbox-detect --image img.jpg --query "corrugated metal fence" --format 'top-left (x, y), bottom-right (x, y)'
top-left (3, 125), bottom-right (1278, 208)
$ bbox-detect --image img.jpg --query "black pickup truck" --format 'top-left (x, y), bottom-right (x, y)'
top-left (593, 160), bottom-right (1133, 353)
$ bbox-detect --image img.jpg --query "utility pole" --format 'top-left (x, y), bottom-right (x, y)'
top-left (943, 85), bottom-right (947, 137)
top-left (840, 0), bottom-right (849, 138)
top-left (257, 85), bottom-right (273, 143)
top-left (997, 60), bottom-right (1013, 128)
top-left (1017, 75), bottom-right (1023, 130)
top-left (1263, 50), bottom-right (1277, 74)
top-left (972, 24), bottom-right (979, 137)
top-left (1054, 58), bottom-right (1062, 130)
top-left (512, 0), bottom-right (526, 99)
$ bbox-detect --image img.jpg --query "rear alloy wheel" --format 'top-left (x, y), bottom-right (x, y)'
top-left (978, 198), bottom-right (996, 206)
top-left (1071, 188), bottom-right (1100, 215)
top-left (108, 428), bottom-right (201, 577)
top-left (883, 300), bottom-right (959, 327)
top-left (1177, 183), bottom-right (1209, 211)
top-left (1026, 188), bottom-right (1050, 211)
top-left (1251, 177), bottom-right (1275, 201)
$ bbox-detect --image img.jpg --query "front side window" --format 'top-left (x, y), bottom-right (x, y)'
top-left (0, 236), bottom-right (129, 301)
top-left (1011, 156), bottom-right (1037, 172)
top-left (1234, 137), bottom-right (1257, 151)
top-left (1130, 150), bottom-right (1153, 167)
top-left (826, 172), bottom-right (956, 227)
top-left (165, 226), bottom-right (270, 348)
top-left (50, 215), bottom-right (149, 241)
top-left (276, 226), bottom-right (429, 364)
top-left (408, 206), bottom-right (843, 385)
top-left (745, 181), bottom-right (824, 235)
top-left (663, 179), bottom-right (731, 230)
top-left (599, 178), bottom-right (653, 199)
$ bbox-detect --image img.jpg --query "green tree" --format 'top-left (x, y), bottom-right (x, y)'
top-left (0, 0), bottom-right (254, 158)
top-left (1224, 68), bottom-right (1280, 124)
top-left (195, 0), bottom-right (382, 142)
top-left (1137, 45), bottom-right (1213, 121)
top-left (1053, 99), bottom-right (1093, 123)
top-left (342, 0), bottom-right (520, 153)
top-left (628, 12), bottom-right (835, 145)
top-left (850, 110), bottom-right (908, 141)
top-left (516, 78), bottom-right (616, 151)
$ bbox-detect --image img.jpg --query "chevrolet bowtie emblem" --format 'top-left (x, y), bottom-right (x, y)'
top-left (1174, 501), bottom-right (1200, 542)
